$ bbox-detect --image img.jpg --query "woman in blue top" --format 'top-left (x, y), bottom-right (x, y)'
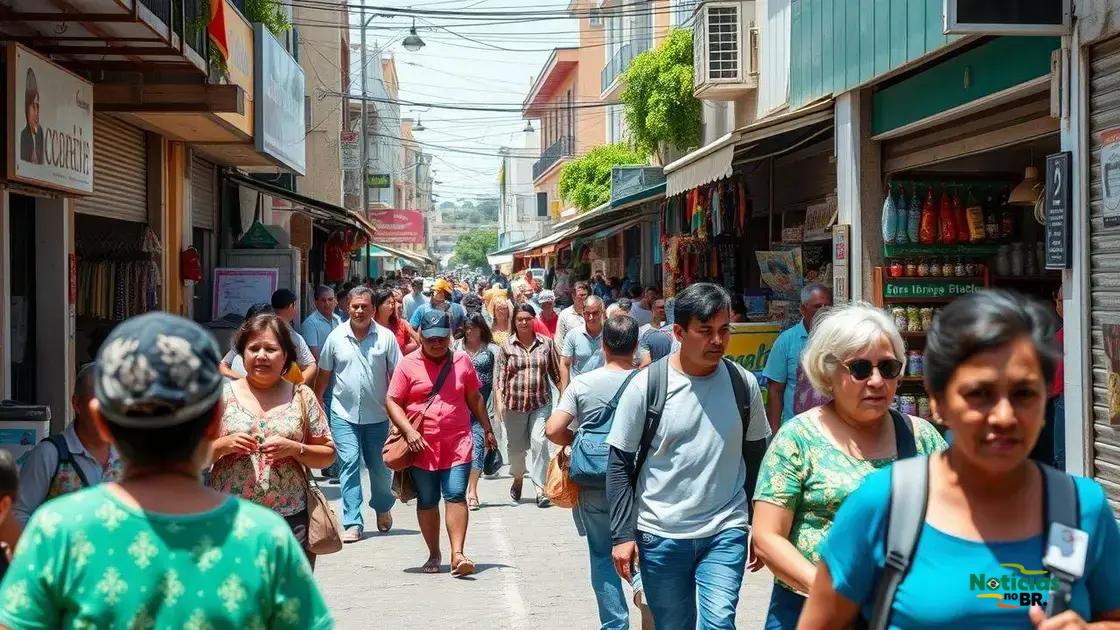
top-left (453, 313), bottom-right (500, 511)
top-left (800, 289), bottom-right (1120, 630)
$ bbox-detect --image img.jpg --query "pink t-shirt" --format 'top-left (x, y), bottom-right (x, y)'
top-left (387, 350), bottom-right (482, 471)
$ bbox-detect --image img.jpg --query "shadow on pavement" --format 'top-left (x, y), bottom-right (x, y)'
top-left (400, 562), bottom-right (511, 576)
top-left (360, 528), bottom-right (419, 539)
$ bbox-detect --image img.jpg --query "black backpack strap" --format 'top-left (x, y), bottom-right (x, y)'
top-left (42, 433), bottom-right (91, 489)
top-left (868, 456), bottom-right (929, 630)
top-left (889, 409), bottom-right (917, 460)
top-left (723, 358), bottom-right (750, 428)
top-left (633, 358), bottom-right (669, 483)
top-left (1040, 464), bottom-right (1080, 616)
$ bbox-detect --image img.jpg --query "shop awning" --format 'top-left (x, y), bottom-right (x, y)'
top-left (611, 182), bottom-right (666, 210)
top-left (664, 133), bottom-right (738, 197)
top-left (513, 227), bottom-right (578, 257)
top-left (368, 242), bottom-right (427, 264)
top-left (732, 99), bottom-right (835, 165)
top-left (225, 172), bottom-right (374, 237)
top-left (487, 239), bottom-right (533, 266)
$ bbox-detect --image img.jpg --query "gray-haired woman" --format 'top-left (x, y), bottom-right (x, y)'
top-left (751, 302), bottom-right (947, 629)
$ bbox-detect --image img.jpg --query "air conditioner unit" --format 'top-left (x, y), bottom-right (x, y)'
top-left (693, 1), bottom-right (758, 101)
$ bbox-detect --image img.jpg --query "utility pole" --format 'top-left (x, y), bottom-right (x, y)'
top-left (359, 5), bottom-right (369, 217)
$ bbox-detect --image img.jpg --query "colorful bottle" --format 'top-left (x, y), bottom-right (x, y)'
top-left (907, 186), bottom-right (921, 244)
top-left (919, 187), bottom-right (938, 245)
top-left (953, 189), bottom-right (970, 243)
top-left (939, 188), bottom-right (956, 244)
top-left (881, 189), bottom-right (897, 244)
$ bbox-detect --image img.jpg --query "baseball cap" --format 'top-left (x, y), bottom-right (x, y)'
top-left (537, 290), bottom-right (556, 304)
top-left (93, 312), bottom-right (224, 429)
top-left (420, 310), bottom-right (452, 339)
top-left (433, 278), bottom-right (454, 296)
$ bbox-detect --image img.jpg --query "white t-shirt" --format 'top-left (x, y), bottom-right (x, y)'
top-left (606, 361), bottom-right (770, 539)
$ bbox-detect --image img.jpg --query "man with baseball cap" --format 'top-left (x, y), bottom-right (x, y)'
top-left (409, 277), bottom-right (467, 335)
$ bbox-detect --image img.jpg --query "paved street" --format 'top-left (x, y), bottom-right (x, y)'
top-left (316, 468), bottom-right (774, 629)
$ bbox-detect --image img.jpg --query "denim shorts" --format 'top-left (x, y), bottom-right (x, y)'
top-left (410, 463), bottom-right (471, 509)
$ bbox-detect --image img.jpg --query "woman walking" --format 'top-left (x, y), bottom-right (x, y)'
top-left (494, 304), bottom-right (561, 508)
top-left (453, 313), bottom-right (501, 510)
top-left (376, 287), bottom-right (419, 354)
top-left (386, 311), bottom-right (497, 576)
top-left (488, 295), bottom-right (515, 346)
top-left (800, 290), bottom-right (1120, 628)
top-left (752, 303), bottom-right (946, 628)
top-left (209, 313), bottom-right (337, 565)
top-left (0, 313), bottom-right (331, 627)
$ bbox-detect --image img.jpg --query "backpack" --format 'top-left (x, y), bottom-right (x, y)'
top-left (865, 457), bottom-right (1080, 629)
top-left (632, 357), bottom-right (765, 516)
top-left (43, 434), bottom-right (91, 490)
top-left (569, 370), bottom-right (640, 487)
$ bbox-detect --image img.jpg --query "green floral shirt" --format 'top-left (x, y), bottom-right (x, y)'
top-left (0, 485), bottom-right (332, 629)
top-left (753, 411), bottom-right (947, 591)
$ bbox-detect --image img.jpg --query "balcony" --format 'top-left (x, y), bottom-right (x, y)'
top-left (533, 136), bottom-right (575, 181)
top-left (601, 39), bottom-right (651, 96)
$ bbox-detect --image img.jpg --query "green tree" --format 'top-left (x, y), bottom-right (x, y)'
top-left (475, 197), bottom-right (499, 221)
top-left (621, 28), bottom-right (701, 162)
top-left (450, 228), bottom-right (499, 271)
top-left (439, 200), bottom-right (456, 210)
top-left (559, 144), bottom-right (647, 212)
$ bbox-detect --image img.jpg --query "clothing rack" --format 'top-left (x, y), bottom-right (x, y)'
top-left (76, 227), bottom-right (162, 321)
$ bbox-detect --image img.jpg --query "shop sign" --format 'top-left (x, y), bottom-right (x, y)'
top-left (367, 173), bottom-right (391, 188)
top-left (6, 44), bottom-right (93, 194)
top-left (215, 1), bottom-right (253, 136)
top-left (254, 24), bottom-right (305, 175)
top-left (367, 208), bottom-right (425, 244)
top-left (1100, 129), bottom-right (1120, 227)
top-left (724, 323), bottom-right (781, 374)
top-left (1044, 151), bottom-right (1072, 269)
top-left (804, 197), bottom-right (836, 241)
top-left (340, 131), bottom-right (359, 170)
top-left (832, 224), bottom-right (850, 303)
top-left (883, 279), bottom-right (982, 299)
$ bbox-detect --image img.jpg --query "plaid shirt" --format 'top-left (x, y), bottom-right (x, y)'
top-left (494, 333), bottom-right (560, 412)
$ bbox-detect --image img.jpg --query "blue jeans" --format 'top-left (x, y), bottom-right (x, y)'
top-left (764, 585), bottom-right (806, 629)
top-left (410, 463), bottom-right (470, 510)
top-left (470, 420), bottom-right (486, 471)
top-left (637, 527), bottom-right (748, 630)
top-left (575, 487), bottom-right (642, 630)
top-left (331, 418), bottom-right (395, 529)
top-left (320, 384), bottom-right (339, 478)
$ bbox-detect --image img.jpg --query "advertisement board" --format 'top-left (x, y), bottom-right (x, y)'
top-left (724, 323), bottom-right (781, 374)
top-left (254, 24), bottom-right (305, 174)
top-left (7, 44), bottom-right (94, 194)
top-left (367, 208), bottom-right (425, 245)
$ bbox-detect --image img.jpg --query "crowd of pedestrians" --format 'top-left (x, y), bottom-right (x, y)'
top-left (0, 264), bottom-right (1118, 630)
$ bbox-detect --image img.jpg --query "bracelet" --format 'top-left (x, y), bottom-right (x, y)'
top-left (299, 443), bottom-right (305, 457)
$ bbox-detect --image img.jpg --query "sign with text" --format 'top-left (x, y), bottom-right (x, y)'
top-left (883, 279), bottom-right (982, 299)
top-left (212, 267), bottom-right (278, 320)
top-left (7, 44), bottom-right (94, 194)
top-left (340, 130), bottom-right (359, 170)
top-left (724, 323), bottom-right (781, 375)
top-left (254, 24), bottom-right (305, 174)
top-left (832, 224), bottom-right (850, 303)
top-left (1102, 129), bottom-right (1120, 227)
top-left (367, 173), bottom-right (391, 188)
top-left (1045, 151), bottom-right (1072, 269)
top-left (367, 208), bottom-right (425, 245)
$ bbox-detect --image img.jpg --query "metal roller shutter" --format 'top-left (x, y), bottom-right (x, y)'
top-left (76, 115), bottom-right (148, 222)
top-left (1088, 36), bottom-right (1120, 512)
top-left (191, 156), bottom-right (217, 231)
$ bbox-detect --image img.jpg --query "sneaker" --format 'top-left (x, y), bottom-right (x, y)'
top-left (536, 495), bottom-right (552, 508)
top-left (342, 526), bottom-right (362, 543)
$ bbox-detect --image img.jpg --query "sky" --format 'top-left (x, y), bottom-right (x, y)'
top-left (356, 0), bottom-right (582, 206)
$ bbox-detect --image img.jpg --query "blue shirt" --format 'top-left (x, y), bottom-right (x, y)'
top-left (409, 301), bottom-right (466, 332)
top-left (762, 320), bottom-right (809, 423)
top-left (301, 309), bottom-right (340, 352)
top-left (402, 291), bottom-right (428, 321)
top-left (318, 321), bottom-right (401, 424)
top-left (820, 466), bottom-right (1120, 629)
top-left (562, 326), bottom-right (605, 377)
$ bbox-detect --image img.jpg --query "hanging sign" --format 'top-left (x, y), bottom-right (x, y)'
top-left (254, 24), bottom-right (305, 175)
top-left (883, 279), bottom-right (983, 299)
top-left (1045, 151), bottom-right (1072, 269)
top-left (340, 130), bottom-right (359, 170)
top-left (6, 44), bottom-right (94, 194)
top-left (367, 173), bottom-right (391, 188)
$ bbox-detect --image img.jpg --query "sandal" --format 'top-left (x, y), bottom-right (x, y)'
top-left (451, 553), bottom-right (476, 578)
top-left (468, 496), bottom-right (481, 511)
top-left (510, 480), bottom-right (523, 503)
top-left (422, 556), bottom-right (442, 574)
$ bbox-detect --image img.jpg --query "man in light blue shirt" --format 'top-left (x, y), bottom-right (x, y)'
top-left (315, 286), bottom-right (402, 541)
top-left (559, 296), bottom-right (606, 393)
top-left (762, 283), bottom-right (832, 430)
top-left (302, 284), bottom-right (341, 360)
top-left (401, 277), bottom-right (428, 322)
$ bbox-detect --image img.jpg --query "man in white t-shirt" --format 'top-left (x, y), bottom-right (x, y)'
top-left (606, 283), bottom-right (771, 630)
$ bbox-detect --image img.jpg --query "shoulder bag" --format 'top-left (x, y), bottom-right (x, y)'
top-left (381, 353), bottom-right (455, 471)
top-left (296, 388), bottom-right (343, 555)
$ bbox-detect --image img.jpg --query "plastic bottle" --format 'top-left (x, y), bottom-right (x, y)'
top-left (907, 186), bottom-right (922, 244)
top-left (919, 187), bottom-right (938, 245)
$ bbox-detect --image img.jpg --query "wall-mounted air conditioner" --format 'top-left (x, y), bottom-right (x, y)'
top-left (693, 1), bottom-right (758, 101)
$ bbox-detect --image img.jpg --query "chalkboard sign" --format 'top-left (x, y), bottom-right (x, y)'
top-left (1045, 152), bottom-right (1072, 270)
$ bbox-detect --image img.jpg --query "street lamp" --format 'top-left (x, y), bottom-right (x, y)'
top-left (523, 120), bottom-right (535, 133)
top-left (413, 117), bottom-right (426, 132)
top-left (402, 21), bottom-right (425, 52)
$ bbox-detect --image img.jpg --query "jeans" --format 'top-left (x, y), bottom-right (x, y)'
top-left (470, 420), bottom-right (486, 471)
top-left (575, 487), bottom-right (642, 630)
top-left (764, 585), bottom-right (806, 629)
top-left (319, 383), bottom-right (339, 478)
top-left (332, 417), bottom-right (395, 529)
top-left (637, 527), bottom-right (748, 630)
top-left (410, 463), bottom-right (470, 510)
top-left (504, 404), bottom-right (552, 491)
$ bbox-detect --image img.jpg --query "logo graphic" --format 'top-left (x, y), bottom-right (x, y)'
top-left (970, 564), bottom-right (1059, 610)
top-left (639, 533), bottom-right (654, 545)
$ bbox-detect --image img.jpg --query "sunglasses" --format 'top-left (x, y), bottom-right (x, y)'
top-left (842, 358), bottom-right (904, 381)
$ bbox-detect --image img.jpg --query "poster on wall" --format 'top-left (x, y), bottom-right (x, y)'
top-left (6, 44), bottom-right (94, 194)
top-left (212, 268), bottom-right (279, 320)
top-left (756, 250), bottom-right (803, 300)
top-left (1104, 324), bottom-right (1120, 426)
top-left (1101, 129), bottom-right (1120, 227)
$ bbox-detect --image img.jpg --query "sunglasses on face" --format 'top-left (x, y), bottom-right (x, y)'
top-left (842, 358), bottom-right (904, 381)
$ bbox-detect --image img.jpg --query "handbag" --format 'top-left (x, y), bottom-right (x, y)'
top-left (569, 371), bottom-right (639, 487)
top-left (382, 353), bottom-right (455, 471)
top-left (544, 448), bottom-right (580, 509)
top-left (296, 389), bottom-right (343, 555)
top-left (391, 469), bottom-right (417, 503)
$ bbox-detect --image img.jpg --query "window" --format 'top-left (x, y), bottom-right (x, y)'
top-left (608, 105), bottom-right (624, 144)
top-left (536, 192), bottom-right (548, 217)
top-left (673, 0), bottom-right (700, 26)
top-left (589, 8), bottom-right (603, 27)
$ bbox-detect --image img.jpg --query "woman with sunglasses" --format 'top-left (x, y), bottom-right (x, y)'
top-left (752, 302), bottom-right (946, 629)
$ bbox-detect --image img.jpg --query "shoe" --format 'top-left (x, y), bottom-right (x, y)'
top-left (328, 477), bottom-right (340, 485)
top-left (342, 526), bottom-right (362, 543)
top-left (510, 480), bottom-right (523, 503)
top-left (376, 512), bottom-right (393, 533)
top-left (451, 553), bottom-right (476, 578)
top-left (536, 495), bottom-right (551, 508)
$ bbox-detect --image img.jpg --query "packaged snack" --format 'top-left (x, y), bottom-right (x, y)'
top-left (907, 306), bottom-right (921, 332)
top-left (939, 189), bottom-right (956, 244)
top-left (919, 187), bottom-right (938, 245)
top-left (892, 307), bottom-right (908, 331)
top-left (907, 187), bottom-right (921, 244)
top-left (907, 350), bottom-right (923, 377)
top-left (965, 190), bottom-right (985, 243)
top-left (882, 191), bottom-right (897, 244)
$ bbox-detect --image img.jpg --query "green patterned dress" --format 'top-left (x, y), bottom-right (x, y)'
top-left (0, 485), bottom-right (332, 629)
top-left (753, 410), bottom-right (947, 592)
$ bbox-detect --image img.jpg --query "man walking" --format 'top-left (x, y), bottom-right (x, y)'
top-left (316, 286), bottom-right (402, 541)
top-left (302, 284), bottom-right (342, 481)
top-left (638, 298), bottom-right (672, 368)
top-left (606, 283), bottom-right (771, 630)
top-left (489, 266), bottom-right (510, 291)
top-left (762, 283), bottom-right (833, 431)
top-left (560, 296), bottom-right (606, 394)
top-left (555, 281), bottom-right (591, 356)
top-left (410, 278), bottom-right (467, 335)
top-left (546, 316), bottom-right (652, 630)
top-left (628, 287), bottom-right (657, 327)
top-left (402, 277), bottom-right (428, 321)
